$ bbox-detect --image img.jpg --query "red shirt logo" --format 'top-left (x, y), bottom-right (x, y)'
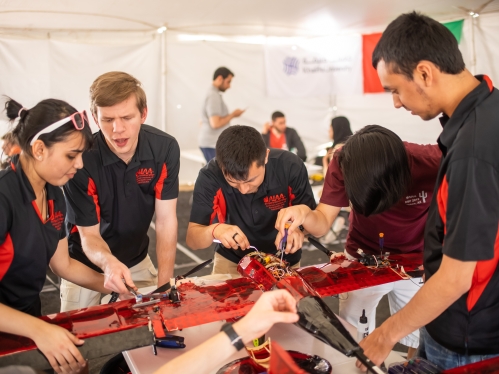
top-left (50, 211), bottom-right (64, 231)
top-left (136, 168), bottom-right (155, 184)
top-left (263, 193), bottom-right (287, 211)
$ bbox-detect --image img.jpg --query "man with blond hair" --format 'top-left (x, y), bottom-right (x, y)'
top-left (61, 71), bottom-right (180, 310)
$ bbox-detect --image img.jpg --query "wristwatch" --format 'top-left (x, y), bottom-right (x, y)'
top-left (220, 322), bottom-right (245, 351)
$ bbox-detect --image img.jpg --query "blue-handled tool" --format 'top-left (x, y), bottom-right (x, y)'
top-left (156, 335), bottom-right (186, 349)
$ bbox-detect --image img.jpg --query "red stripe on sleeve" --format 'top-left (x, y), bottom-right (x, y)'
top-left (436, 176), bottom-right (449, 235)
top-left (10, 162), bottom-right (16, 172)
top-left (209, 188), bottom-right (227, 224)
top-left (484, 75), bottom-right (493, 92)
top-left (0, 233), bottom-right (14, 281)
top-left (467, 227), bottom-right (499, 311)
top-left (154, 163), bottom-right (168, 199)
top-left (438, 175), bottom-right (499, 311)
top-left (288, 186), bottom-right (296, 207)
top-left (87, 178), bottom-right (101, 222)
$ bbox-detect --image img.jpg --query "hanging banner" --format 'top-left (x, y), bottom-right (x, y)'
top-left (264, 34), bottom-right (362, 98)
top-left (443, 19), bottom-right (464, 43)
top-left (363, 33), bottom-right (384, 93)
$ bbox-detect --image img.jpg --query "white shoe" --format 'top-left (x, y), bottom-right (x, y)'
top-left (319, 230), bottom-right (337, 244)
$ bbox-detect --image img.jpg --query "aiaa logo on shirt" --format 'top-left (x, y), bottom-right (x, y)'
top-left (50, 211), bottom-right (64, 231)
top-left (136, 168), bottom-right (155, 184)
top-left (264, 193), bottom-right (287, 211)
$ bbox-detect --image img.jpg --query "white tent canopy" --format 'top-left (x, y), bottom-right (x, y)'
top-left (1, 0), bottom-right (499, 182)
top-left (1, 0), bottom-right (496, 35)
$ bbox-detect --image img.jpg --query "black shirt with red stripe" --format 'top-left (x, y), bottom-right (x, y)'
top-left (424, 75), bottom-right (499, 354)
top-left (64, 125), bottom-right (180, 272)
top-left (0, 156), bottom-right (66, 316)
top-left (189, 149), bottom-right (316, 265)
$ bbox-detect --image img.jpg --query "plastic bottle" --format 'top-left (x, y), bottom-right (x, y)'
top-left (357, 309), bottom-right (369, 342)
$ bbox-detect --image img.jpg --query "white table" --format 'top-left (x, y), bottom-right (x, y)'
top-left (180, 148), bottom-right (206, 165)
top-left (124, 318), bottom-right (404, 373)
top-left (179, 148), bottom-right (324, 176)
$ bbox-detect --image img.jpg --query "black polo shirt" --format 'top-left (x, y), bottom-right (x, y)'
top-left (0, 156), bottom-right (66, 316)
top-left (190, 149), bottom-right (316, 265)
top-left (64, 125), bottom-right (180, 272)
top-left (424, 75), bottom-right (499, 354)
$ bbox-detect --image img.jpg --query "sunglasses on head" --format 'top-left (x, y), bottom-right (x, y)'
top-left (30, 110), bottom-right (88, 145)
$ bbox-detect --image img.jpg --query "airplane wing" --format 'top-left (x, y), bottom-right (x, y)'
top-left (0, 277), bottom-right (261, 367)
top-left (0, 252), bottom-right (420, 369)
top-left (297, 252), bottom-right (423, 297)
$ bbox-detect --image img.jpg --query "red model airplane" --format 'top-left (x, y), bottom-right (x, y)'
top-left (0, 241), bottom-right (422, 372)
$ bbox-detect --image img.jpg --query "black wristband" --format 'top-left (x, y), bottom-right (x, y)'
top-left (220, 322), bottom-right (245, 351)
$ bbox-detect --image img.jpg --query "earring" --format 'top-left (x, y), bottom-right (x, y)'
top-left (38, 156), bottom-right (42, 160)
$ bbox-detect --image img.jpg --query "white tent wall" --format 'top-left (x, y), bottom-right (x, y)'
top-left (1, 12), bottom-right (499, 184)
top-left (167, 13), bottom-right (499, 183)
top-left (0, 33), bottom-right (161, 138)
top-left (166, 38), bottom-right (442, 183)
top-left (473, 13), bottom-right (499, 79)
top-left (165, 38), bottom-right (335, 182)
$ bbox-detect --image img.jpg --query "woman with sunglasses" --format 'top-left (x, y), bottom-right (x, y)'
top-left (0, 98), bottom-right (124, 373)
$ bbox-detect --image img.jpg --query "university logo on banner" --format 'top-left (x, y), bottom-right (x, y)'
top-left (264, 34), bottom-right (363, 98)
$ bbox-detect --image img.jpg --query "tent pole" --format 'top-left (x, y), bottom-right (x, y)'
top-left (161, 29), bottom-right (167, 133)
top-left (470, 15), bottom-right (476, 75)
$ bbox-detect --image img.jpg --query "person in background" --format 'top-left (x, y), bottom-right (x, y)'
top-left (153, 290), bottom-right (299, 374)
top-left (276, 125), bottom-right (441, 359)
top-left (1, 131), bottom-right (21, 169)
top-left (1, 131), bottom-right (21, 157)
top-left (322, 116), bottom-right (353, 174)
top-left (62, 71), bottom-right (179, 311)
top-left (199, 67), bottom-right (245, 162)
top-left (0, 97), bottom-right (123, 373)
top-left (262, 111), bottom-right (307, 161)
top-left (319, 116), bottom-right (354, 244)
top-left (187, 125), bottom-right (316, 277)
top-left (330, 116), bottom-right (353, 147)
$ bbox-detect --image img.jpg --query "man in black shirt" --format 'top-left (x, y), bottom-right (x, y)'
top-left (187, 125), bottom-right (315, 276)
top-left (357, 12), bottom-right (499, 370)
top-left (62, 72), bottom-right (180, 310)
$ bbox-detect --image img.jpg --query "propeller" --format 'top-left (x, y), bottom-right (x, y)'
top-left (296, 296), bottom-right (384, 374)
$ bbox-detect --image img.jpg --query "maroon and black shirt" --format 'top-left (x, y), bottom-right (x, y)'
top-left (0, 156), bottom-right (66, 316)
top-left (321, 142), bottom-right (441, 257)
top-left (189, 149), bottom-right (316, 265)
top-left (424, 75), bottom-right (499, 354)
top-left (64, 125), bottom-right (180, 272)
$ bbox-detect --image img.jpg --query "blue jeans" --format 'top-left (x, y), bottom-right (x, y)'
top-left (200, 147), bottom-right (216, 163)
top-left (417, 326), bottom-right (499, 370)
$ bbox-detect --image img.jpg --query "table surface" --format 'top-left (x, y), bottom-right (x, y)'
top-left (124, 317), bottom-right (404, 374)
top-left (180, 148), bottom-right (323, 174)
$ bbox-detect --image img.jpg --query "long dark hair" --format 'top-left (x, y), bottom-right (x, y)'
top-left (331, 116), bottom-right (353, 145)
top-left (337, 125), bottom-right (411, 217)
top-left (4, 97), bottom-right (93, 157)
